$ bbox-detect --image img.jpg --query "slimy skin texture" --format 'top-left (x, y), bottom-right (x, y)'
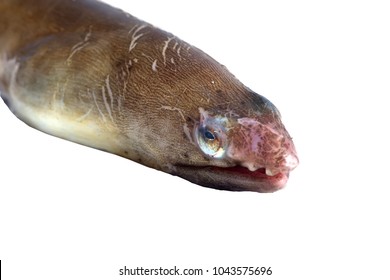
top-left (0, 0), bottom-right (298, 192)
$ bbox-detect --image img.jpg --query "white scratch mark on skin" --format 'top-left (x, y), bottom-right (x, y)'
top-left (76, 107), bottom-right (93, 122)
top-left (91, 90), bottom-right (106, 122)
top-left (52, 79), bottom-right (68, 110)
top-left (142, 52), bottom-right (160, 73)
top-left (101, 86), bottom-right (114, 122)
top-left (162, 36), bottom-right (175, 65)
top-left (141, 52), bottom-right (153, 61)
top-left (170, 57), bottom-right (175, 64)
top-left (160, 106), bottom-right (194, 144)
top-left (177, 46), bottom-right (182, 60)
top-left (152, 59), bottom-right (158, 72)
top-left (133, 58), bottom-right (138, 63)
top-left (160, 106), bottom-right (186, 121)
top-left (173, 42), bottom-right (178, 50)
top-left (199, 107), bottom-right (209, 123)
top-left (121, 68), bottom-right (127, 78)
top-left (183, 123), bottom-right (195, 144)
top-left (105, 75), bottom-right (114, 110)
top-left (67, 43), bottom-right (90, 64)
top-left (128, 24), bottom-right (147, 52)
top-left (67, 26), bottom-right (92, 64)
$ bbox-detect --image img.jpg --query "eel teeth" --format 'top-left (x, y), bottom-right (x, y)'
top-left (266, 168), bottom-right (278, 176)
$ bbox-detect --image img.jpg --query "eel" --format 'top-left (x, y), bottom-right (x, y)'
top-left (0, 0), bottom-right (298, 192)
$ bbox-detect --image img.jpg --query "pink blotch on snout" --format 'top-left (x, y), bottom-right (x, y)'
top-left (227, 117), bottom-right (298, 175)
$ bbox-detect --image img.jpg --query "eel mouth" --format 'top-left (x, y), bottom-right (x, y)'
top-left (173, 165), bottom-right (289, 193)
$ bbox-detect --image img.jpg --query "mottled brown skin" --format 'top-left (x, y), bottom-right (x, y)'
top-left (0, 0), bottom-right (298, 192)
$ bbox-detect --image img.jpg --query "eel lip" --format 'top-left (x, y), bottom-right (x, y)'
top-left (173, 165), bottom-right (289, 193)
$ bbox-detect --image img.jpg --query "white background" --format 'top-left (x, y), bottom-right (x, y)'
top-left (1, 0), bottom-right (390, 279)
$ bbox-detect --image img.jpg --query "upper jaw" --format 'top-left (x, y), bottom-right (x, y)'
top-left (237, 150), bottom-right (299, 177)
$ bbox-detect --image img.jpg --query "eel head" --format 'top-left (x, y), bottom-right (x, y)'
top-left (168, 93), bottom-right (299, 193)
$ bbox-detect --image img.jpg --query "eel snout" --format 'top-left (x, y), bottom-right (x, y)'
top-left (227, 117), bottom-right (299, 177)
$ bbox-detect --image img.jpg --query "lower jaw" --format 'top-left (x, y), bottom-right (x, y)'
top-left (174, 165), bottom-right (289, 193)
top-left (212, 166), bottom-right (288, 189)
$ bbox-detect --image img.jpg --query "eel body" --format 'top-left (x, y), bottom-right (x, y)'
top-left (0, 0), bottom-right (298, 192)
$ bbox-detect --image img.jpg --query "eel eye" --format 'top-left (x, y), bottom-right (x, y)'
top-left (204, 130), bottom-right (215, 140)
top-left (196, 126), bottom-right (226, 158)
